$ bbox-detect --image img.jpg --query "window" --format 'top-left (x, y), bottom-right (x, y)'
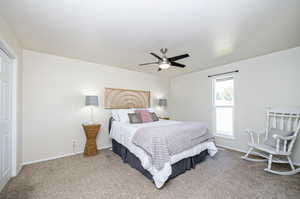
top-left (213, 76), bottom-right (234, 137)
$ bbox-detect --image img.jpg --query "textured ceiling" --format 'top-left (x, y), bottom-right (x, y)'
top-left (1, 0), bottom-right (300, 77)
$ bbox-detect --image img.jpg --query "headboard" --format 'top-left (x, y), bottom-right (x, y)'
top-left (104, 88), bottom-right (150, 109)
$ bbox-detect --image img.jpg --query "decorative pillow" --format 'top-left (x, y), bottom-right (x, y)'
top-left (150, 112), bottom-right (159, 121)
top-left (118, 109), bottom-right (134, 123)
top-left (135, 110), bottom-right (153, 123)
top-left (128, 113), bottom-right (143, 124)
top-left (264, 128), bottom-right (294, 148)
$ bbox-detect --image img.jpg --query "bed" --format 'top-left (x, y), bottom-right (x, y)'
top-left (109, 117), bottom-right (217, 188)
top-left (105, 88), bottom-right (217, 188)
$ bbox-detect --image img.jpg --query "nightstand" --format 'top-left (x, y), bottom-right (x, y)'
top-left (82, 124), bottom-right (101, 156)
top-left (159, 117), bottom-right (170, 120)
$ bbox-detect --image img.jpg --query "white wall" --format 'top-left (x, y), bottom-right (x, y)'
top-left (170, 47), bottom-right (300, 163)
top-left (20, 44), bottom-right (300, 164)
top-left (0, 16), bottom-right (23, 174)
top-left (23, 50), bottom-right (170, 163)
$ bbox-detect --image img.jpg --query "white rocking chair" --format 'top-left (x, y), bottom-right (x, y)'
top-left (241, 108), bottom-right (300, 175)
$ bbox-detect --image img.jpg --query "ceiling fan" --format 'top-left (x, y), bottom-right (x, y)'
top-left (139, 48), bottom-right (190, 71)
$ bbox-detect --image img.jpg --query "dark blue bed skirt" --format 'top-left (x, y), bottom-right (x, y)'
top-left (112, 139), bottom-right (209, 184)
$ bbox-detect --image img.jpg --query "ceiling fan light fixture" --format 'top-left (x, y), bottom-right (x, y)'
top-left (139, 48), bottom-right (189, 71)
top-left (159, 63), bottom-right (170, 69)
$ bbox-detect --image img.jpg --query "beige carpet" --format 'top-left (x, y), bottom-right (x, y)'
top-left (1, 149), bottom-right (300, 199)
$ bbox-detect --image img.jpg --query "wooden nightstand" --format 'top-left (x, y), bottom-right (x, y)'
top-left (159, 117), bottom-right (170, 120)
top-left (82, 124), bottom-right (101, 156)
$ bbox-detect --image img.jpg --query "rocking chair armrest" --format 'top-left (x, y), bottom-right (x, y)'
top-left (273, 134), bottom-right (297, 153)
top-left (273, 134), bottom-right (296, 141)
top-left (245, 129), bottom-right (265, 144)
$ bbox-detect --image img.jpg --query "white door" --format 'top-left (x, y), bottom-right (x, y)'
top-left (0, 48), bottom-right (12, 191)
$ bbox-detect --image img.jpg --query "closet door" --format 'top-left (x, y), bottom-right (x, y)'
top-left (0, 48), bottom-right (12, 191)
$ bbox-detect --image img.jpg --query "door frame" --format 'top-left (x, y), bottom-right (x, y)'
top-left (0, 36), bottom-right (19, 177)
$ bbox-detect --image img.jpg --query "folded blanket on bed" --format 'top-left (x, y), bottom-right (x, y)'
top-left (132, 121), bottom-right (214, 170)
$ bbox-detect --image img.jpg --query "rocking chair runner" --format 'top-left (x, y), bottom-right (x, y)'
top-left (241, 108), bottom-right (300, 175)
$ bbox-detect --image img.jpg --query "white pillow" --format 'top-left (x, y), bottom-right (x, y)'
top-left (147, 108), bottom-right (155, 113)
top-left (134, 108), bottom-right (155, 113)
top-left (118, 109), bottom-right (134, 123)
top-left (111, 110), bottom-right (120, 121)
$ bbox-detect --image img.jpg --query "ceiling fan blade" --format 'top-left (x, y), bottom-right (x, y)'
top-left (168, 54), bottom-right (190, 62)
top-left (170, 61), bottom-right (186, 68)
top-left (150, 52), bottom-right (163, 61)
top-left (139, 62), bottom-right (159, 66)
top-left (157, 68), bottom-right (162, 72)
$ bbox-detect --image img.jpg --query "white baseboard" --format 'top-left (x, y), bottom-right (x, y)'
top-left (22, 145), bottom-right (112, 166)
top-left (216, 144), bottom-right (248, 153)
top-left (21, 143), bottom-right (300, 168)
top-left (14, 163), bottom-right (23, 176)
top-left (216, 144), bottom-right (300, 166)
top-left (22, 152), bottom-right (82, 166)
top-left (0, 181), bottom-right (6, 193)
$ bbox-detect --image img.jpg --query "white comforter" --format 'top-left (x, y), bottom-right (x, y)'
top-left (110, 120), bottom-right (217, 188)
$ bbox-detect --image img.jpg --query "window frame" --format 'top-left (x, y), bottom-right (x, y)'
top-left (212, 75), bottom-right (235, 139)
